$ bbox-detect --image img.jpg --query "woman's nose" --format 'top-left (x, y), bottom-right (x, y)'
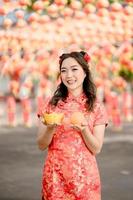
top-left (66, 70), bottom-right (73, 78)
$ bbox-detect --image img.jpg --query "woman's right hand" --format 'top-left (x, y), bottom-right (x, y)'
top-left (45, 123), bottom-right (57, 130)
top-left (40, 116), bottom-right (57, 130)
top-left (37, 116), bottom-right (57, 150)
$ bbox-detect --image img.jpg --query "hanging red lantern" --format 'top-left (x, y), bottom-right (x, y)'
top-left (56, 17), bottom-right (64, 26)
top-left (70, 1), bottom-right (82, 10)
top-left (16, 19), bottom-right (27, 28)
top-left (82, 0), bottom-right (94, 3)
top-left (38, 15), bottom-right (50, 24)
top-left (83, 4), bottom-right (96, 14)
top-left (28, 13), bottom-right (39, 23)
top-left (111, 62), bottom-right (121, 73)
top-left (124, 5), bottom-right (133, 15)
top-left (47, 4), bottom-right (59, 17)
top-left (95, 77), bottom-right (103, 88)
top-left (54, 0), bottom-right (67, 6)
top-left (41, 0), bottom-right (49, 6)
top-left (3, 0), bottom-right (11, 2)
top-left (19, 0), bottom-right (30, 6)
top-left (60, 7), bottom-right (73, 17)
top-left (33, 1), bottom-right (44, 11)
top-left (3, 18), bottom-right (12, 28)
top-left (96, 0), bottom-right (109, 9)
top-left (0, 6), bottom-right (6, 15)
top-left (97, 8), bottom-right (109, 16)
top-left (125, 0), bottom-right (133, 2)
top-left (110, 2), bottom-right (123, 12)
top-left (74, 10), bottom-right (86, 19)
top-left (15, 10), bottom-right (24, 19)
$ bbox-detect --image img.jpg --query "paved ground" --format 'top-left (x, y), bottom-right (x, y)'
top-left (0, 123), bottom-right (133, 200)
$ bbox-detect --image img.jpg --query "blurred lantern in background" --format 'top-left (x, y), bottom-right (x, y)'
top-left (0, 0), bottom-right (132, 126)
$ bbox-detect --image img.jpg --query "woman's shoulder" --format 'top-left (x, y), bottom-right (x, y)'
top-left (42, 96), bottom-right (52, 108)
top-left (93, 100), bottom-right (105, 113)
top-left (38, 96), bottom-right (53, 116)
top-left (93, 100), bottom-right (108, 126)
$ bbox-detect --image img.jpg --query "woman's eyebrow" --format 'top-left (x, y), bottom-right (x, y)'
top-left (71, 65), bottom-right (78, 68)
top-left (61, 67), bottom-right (67, 70)
top-left (61, 65), bottom-right (78, 70)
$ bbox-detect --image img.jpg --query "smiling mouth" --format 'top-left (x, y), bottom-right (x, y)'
top-left (67, 80), bottom-right (76, 84)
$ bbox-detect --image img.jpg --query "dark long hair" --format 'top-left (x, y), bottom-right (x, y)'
top-left (50, 51), bottom-right (96, 111)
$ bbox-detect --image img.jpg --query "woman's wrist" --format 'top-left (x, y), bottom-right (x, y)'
top-left (46, 124), bottom-right (56, 132)
top-left (81, 125), bottom-right (88, 133)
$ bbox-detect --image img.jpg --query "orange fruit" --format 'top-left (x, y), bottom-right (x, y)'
top-left (43, 112), bottom-right (64, 125)
top-left (70, 112), bottom-right (85, 125)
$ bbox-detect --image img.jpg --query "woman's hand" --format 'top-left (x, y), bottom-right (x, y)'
top-left (71, 113), bottom-right (88, 132)
top-left (42, 118), bottom-right (58, 129)
top-left (38, 114), bottom-right (57, 130)
top-left (37, 116), bottom-right (58, 150)
top-left (72, 123), bottom-right (88, 132)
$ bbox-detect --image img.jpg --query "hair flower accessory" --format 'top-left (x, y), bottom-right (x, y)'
top-left (84, 53), bottom-right (91, 63)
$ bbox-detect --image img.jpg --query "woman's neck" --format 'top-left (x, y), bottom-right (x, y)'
top-left (68, 89), bottom-right (84, 97)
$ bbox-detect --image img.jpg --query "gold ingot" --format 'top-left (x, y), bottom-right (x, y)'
top-left (43, 112), bottom-right (64, 125)
top-left (70, 112), bottom-right (84, 125)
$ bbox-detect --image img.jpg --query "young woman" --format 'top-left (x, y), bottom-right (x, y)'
top-left (37, 51), bottom-right (108, 200)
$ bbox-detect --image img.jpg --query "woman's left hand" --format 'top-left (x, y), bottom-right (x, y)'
top-left (72, 123), bottom-right (88, 132)
top-left (71, 114), bottom-right (88, 132)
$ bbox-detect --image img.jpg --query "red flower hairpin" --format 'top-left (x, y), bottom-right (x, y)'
top-left (84, 53), bottom-right (91, 63)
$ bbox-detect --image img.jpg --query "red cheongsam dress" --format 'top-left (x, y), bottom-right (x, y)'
top-left (41, 93), bottom-right (108, 200)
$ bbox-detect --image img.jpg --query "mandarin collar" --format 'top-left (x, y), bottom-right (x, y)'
top-left (66, 92), bottom-right (87, 104)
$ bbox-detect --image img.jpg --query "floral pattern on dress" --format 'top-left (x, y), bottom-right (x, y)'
top-left (40, 93), bottom-right (108, 200)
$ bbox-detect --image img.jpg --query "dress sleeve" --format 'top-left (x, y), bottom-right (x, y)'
top-left (94, 102), bottom-right (108, 127)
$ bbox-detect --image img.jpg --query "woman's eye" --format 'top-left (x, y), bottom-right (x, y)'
top-left (72, 68), bottom-right (78, 71)
top-left (61, 70), bottom-right (66, 73)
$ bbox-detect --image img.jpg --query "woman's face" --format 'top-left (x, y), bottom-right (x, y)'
top-left (60, 57), bottom-right (86, 95)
